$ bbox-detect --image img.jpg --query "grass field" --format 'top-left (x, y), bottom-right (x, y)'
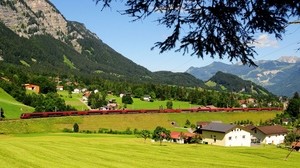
top-left (106, 94), bottom-right (199, 109)
top-left (59, 91), bottom-right (199, 110)
top-left (58, 91), bottom-right (90, 111)
top-left (0, 88), bottom-right (34, 119)
top-left (0, 133), bottom-right (299, 168)
top-left (0, 111), bottom-right (281, 134)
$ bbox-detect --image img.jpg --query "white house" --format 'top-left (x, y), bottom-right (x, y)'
top-left (72, 88), bottom-right (80, 94)
top-left (251, 125), bottom-right (288, 145)
top-left (142, 95), bottom-right (151, 101)
top-left (201, 122), bottom-right (251, 147)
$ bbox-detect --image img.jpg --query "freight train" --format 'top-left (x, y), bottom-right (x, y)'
top-left (20, 107), bottom-right (283, 119)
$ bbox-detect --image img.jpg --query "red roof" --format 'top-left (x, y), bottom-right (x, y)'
top-left (292, 142), bottom-right (300, 148)
top-left (170, 132), bottom-right (194, 139)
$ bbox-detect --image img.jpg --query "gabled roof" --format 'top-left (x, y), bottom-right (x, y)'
top-left (170, 132), bottom-right (194, 139)
top-left (256, 125), bottom-right (288, 135)
top-left (201, 123), bottom-right (236, 133)
top-left (244, 125), bottom-right (255, 130)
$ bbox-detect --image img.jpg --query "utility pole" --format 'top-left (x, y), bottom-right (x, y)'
top-left (285, 140), bottom-right (300, 161)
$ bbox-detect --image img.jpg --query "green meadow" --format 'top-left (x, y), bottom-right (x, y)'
top-left (0, 111), bottom-right (281, 134)
top-left (58, 91), bottom-right (196, 111)
top-left (0, 88), bottom-right (34, 119)
top-left (58, 91), bottom-right (90, 111)
top-left (0, 133), bottom-right (299, 168)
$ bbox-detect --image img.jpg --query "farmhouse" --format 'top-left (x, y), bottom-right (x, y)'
top-left (250, 125), bottom-right (288, 145)
top-left (56, 85), bottom-right (64, 91)
top-left (142, 95), bottom-right (151, 101)
top-left (24, 84), bottom-right (40, 93)
top-left (170, 132), bottom-right (195, 144)
top-left (200, 122), bottom-right (251, 147)
top-left (291, 141), bottom-right (300, 151)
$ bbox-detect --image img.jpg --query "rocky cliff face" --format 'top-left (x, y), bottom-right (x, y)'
top-left (0, 0), bottom-right (84, 52)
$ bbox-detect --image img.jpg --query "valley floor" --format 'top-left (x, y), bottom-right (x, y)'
top-left (0, 133), bottom-right (299, 168)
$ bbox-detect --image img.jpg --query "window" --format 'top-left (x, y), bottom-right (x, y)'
top-left (214, 135), bottom-right (216, 143)
top-left (242, 135), bottom-right (245, 139)
top-left (229, 136), bottom-right (232, 140)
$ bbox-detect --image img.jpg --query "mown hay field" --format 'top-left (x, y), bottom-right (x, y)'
top-left (0, 133), bottom-right (299, 168)
top-left (0, 111), bottom-right (281, 134)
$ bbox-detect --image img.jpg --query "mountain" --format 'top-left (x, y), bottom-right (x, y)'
top-left (0, 0), bottom-right (203, 87)
top-left (153, 71), bottom-right (205, 87)
top-left (186, 56), bottom-right (300, 96)
top-left (207, 71), bottom-right (272, 96)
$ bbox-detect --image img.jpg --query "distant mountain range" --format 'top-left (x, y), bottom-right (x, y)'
top-left (0, 0), bottom-right (203, 87)
top-left (186, 56), bottom-right (300, 96)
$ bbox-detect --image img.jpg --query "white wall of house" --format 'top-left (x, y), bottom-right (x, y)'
top-left (202, 128), bottom-right (251, 147)
top-left (224, 128), bottom-right (251, 147)
top-left (262, 134), bottom-right (286, 145)
top-left (253, 130), bottom-right (286, 145)
top-left (172, 138), bottom-right (184, 144)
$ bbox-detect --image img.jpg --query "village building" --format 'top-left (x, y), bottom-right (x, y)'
top-left (82, 91), bottom-right (91, 104)
top-left (250, 125), bottom-right (288, 145)
top-left (170, 132), bottom-right (195, 144)
top-left (291, 141), bottom-right (300, 151)
top-left (24, 84), bottom-right (40, 93)
top-left (56, 85), bottom-right (64, 91)
top-left (200, 122), bottom-right (251, 147)
top-left (239, 98), bottom-right (257, 108)
top-left (107, 99), bottom-right (118, 110)
top-left (72, 88), bottom-right (80, 94)
top-left (142, 95), bottom-right (151, 101)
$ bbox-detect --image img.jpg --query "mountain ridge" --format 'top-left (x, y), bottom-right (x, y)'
top-left (186, 56), bottom-right (300, 96)
top-left (0, 0), bottom-right (204, 87)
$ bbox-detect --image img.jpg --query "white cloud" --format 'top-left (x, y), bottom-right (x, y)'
top-left (252, 34), bottom-right (279, 48)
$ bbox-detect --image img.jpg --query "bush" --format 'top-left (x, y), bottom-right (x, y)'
top-left (62, 128), bottom-right (73, 133)
top-left (73, 123), bottom-right (79, 133)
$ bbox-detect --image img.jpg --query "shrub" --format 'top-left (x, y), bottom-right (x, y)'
top-left (73, 123), bottom-right (79, 133)
top-left (62, 128), bottom-right (73, 133)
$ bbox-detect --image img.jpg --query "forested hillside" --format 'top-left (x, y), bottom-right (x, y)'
top-left (0, 0), bottom-right (204, 87)
top-left (208, 71), bottom-right (272, 96)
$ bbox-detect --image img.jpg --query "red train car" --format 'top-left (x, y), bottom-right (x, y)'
top-left (20, 107), bottom-right (283, 119)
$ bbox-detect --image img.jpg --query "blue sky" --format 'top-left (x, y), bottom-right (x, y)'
top-left (50, 0), bottom-right (300, 72)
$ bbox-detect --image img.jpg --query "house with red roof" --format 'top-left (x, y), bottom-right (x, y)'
top-left (291, 141), bottom-right (300, 151)
top-left (24, 84), bottom-right (40, 93)
top-left (170, 131), bottom-right (195, 144)
top-left (200, 122), bottom-right (251, 147)
top-left (251, 125), bottom-right (288, 145)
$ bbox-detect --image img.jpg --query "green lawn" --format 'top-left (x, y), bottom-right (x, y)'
top-left (60, 91), bottom-right (199, 110)
top-left (0, 88), bottom-right (34, 119)
top-left (0, 133), bottom-right (299, 168)
top-left (107, 95), bottom-right (199, 109)
top-left (58, 90), bottom-right (89, 111)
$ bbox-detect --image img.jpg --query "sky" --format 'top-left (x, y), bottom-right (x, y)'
top-left (50, 0), bottom-right (300, 72)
